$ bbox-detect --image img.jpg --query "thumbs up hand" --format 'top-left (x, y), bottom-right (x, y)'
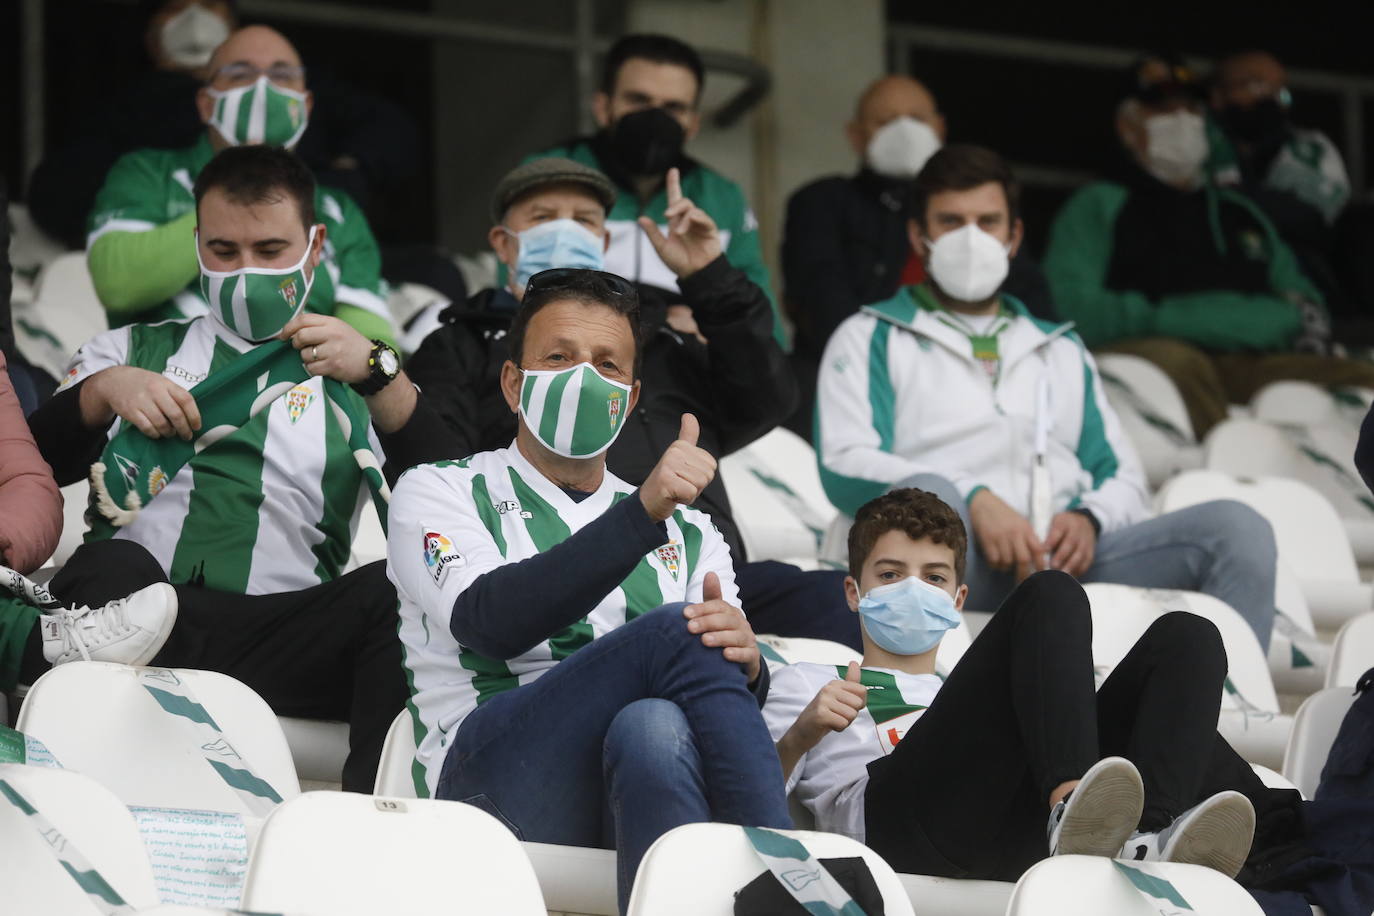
top-left (684, 571), bottom-right (760, 683)
top-left (638, 413), bottom-right (716, 522)
top-left (782, 659), bottom-right (869, 755)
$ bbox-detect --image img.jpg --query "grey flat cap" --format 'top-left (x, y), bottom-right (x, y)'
top-left (490, 157), bottom-right (618, 224)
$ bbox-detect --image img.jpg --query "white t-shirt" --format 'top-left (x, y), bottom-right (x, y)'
top-left (762, 661), bottom-right (942, 841)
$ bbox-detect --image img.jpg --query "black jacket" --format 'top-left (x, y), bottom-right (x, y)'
top-left (782, 167), bottom-right (1054, 361)
top-left (404, 255), bottom-right (797, 562)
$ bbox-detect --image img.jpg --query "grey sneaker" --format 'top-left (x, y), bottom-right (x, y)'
top-left (1047, 756), bottom-right (1145, 858)
top-left (40, 583), bottom-right (178, 667)
top-left (1120, 790), bottom-right (1256, 878)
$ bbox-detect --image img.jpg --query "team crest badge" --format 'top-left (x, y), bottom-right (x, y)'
top-left (655, 542), bottom-right (681, 581)
top-left (278, 276), bottom-right (299, 308)
top-left (287, 384), bottom-right (316, 424)
top-left (148, 466), bottom-right (168, 496)
top-left (422, 529), bottom-right (463, 584)
top-left (608, 390), bottom-right (623, 429)
top-left (288, 99), bottom-right (302, 127)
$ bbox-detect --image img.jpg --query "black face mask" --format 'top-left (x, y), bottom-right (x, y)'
top-left (607, 107), bottom-right (686, 177)
top-left (1218, 97), bottom-right (1289, 146)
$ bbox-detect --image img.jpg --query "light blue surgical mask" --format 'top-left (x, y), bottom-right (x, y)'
top-left (858, 576), bottom-right (961, 655)
top-left (506, 218), bottom-right (605, 290)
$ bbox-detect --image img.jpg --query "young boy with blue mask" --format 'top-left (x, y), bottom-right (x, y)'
top-left (762, 487), bottom-right (1273, 883)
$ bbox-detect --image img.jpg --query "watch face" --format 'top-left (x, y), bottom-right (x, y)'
top-left (379, 348), bottom-right (400, 376)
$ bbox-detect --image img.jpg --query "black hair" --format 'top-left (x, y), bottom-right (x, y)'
top-left (507, 270), bottom-right (643, 379)
top-left (193, 145), bottom-right (316, 230)
top-left (909, 144), bottom-right (1021, 228)
top-left (600, 33), bottom-right (705, 100)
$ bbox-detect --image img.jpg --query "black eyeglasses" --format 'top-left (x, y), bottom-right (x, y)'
top-left (525, 268), bottom-right (639, 303)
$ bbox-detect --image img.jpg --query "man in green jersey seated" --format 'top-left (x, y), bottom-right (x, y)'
top-left (19, 145), bottom-right (443, 790)
top-left (84, 23), bottom-right (395, 346)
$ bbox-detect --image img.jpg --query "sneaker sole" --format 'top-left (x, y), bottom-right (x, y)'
top-left (1163, 791), bottom-right (1256, 879)
top-left (1056, 757), bottom-right (1145, 858)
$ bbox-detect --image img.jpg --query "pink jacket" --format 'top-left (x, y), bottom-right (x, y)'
top-left (0, 352), bottom-right (62, 573)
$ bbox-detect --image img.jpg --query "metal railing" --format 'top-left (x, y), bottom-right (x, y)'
top-left (888, 22), bottom-right (1372, 195)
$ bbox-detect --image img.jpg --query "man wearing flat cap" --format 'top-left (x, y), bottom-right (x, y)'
top-left (404, 159), bottom-right (859, 648)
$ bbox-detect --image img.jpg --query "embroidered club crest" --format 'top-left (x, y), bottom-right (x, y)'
top-left (148, 466), bottom-right (168, 496)
top-left (608, 391), bottom-right (623, 429)
top-left (422, 530), bottom-right (463, 584)
top-left (655, 542), bottom-right (681, 581)
top-left (286, 384), bottom-right (316, 424)
top-left (278, 276), bottom-right (299, 309)
top-left (288, 99), bottom-right (302, 127)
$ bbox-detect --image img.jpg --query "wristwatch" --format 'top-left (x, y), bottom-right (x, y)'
top-left (351, 339), bottom-right (401, 396)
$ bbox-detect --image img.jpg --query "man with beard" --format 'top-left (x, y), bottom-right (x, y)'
top-left (526, 34), bottom-right (782, 343)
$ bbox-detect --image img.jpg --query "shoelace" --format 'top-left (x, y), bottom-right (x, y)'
top-left (52, 599), bottom-right (133, 662)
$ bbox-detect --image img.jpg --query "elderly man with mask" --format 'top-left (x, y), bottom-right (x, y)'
top-left (405, 160), bottom-right (861, 649)
top-left (525, 33), bottom-right (782, 343)
top-left (1044, 53), bottom-right (1374, 438)
top-left (19, 145), bottom-right (443, 791)
top-left (82, 24), bottom-right (395, 347)
top-left (781, 74), bottom-right (1053, 440)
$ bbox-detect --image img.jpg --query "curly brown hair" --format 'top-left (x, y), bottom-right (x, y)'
top-left (847, 488), bottom-right (968, 582)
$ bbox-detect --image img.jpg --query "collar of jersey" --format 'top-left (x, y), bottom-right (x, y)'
top-left (503, 440), bottom-right (626, 518)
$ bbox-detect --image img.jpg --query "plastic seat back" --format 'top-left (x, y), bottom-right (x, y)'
top-left (17, 662), bottom-right (299, 815)
top-left (1282, 687), bottom-right (1358, 798)
top-left (373, 708), bottom-right (419, 797)
top-left (0, 763), bottom-right (160, 914)
top-left (720, 428), bottom-right (837, 565)
top-left (240, 791), bottom-right (546, 915)
top-left (1095, 352), bottom-right (1199, 489)
top-left (1328, 613), bottom-right (1374, 688)
top-left (626, 822), bottom-right (914, 916)
top-left (1006, 854), bottom-right (1262, 915)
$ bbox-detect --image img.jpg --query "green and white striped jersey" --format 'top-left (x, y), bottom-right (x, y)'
top-left (762, 662), bottom-right (941, 841)
top-left (59, 316), bottom-right (381, 595)
top-left (388, 446), bottom-right (737, 798)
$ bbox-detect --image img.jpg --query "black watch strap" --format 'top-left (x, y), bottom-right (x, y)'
top-left (350, 339), bottom-right (399, 396)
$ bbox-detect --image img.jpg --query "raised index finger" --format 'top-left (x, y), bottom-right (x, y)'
top-left (666, 167), bottom-right (682, 205)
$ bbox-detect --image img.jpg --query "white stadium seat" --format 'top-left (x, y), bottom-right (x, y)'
top-left (1157, 471), bottom-right (1372, 629)
top-left (277, 716), bottom-right (350, 785)
top-left (17, 662), bottom-right (299, 817)
top-left (373, 708), bottom-right (419, 797)
top-left (42, 479), bottom-right (92, 570)
top-left (719, 427), bottom-right (837, 567)
top-left (626, 822), bottom-right (915, 916)
top-left (14, 252), bottom-right (109, 383)
top-left (1083, 584), bottom-right (1290, 769)
top-left (1327, 612), bottom-right (1374, 688)
top-left (524, 842), bottom-right (620, 916)
top-left (240, 790), bottom-right (546, 915)
top-left (1282, 687), bottom-right (1358, 799)
top-left (1095, 352), bottom-right (1202, 489)
top-left (1006, 854), bottom-right (1262, 915)
top-left (0, 763), bottom-right (161, 914)
top-left (342, 501), bottom-right (387, 573)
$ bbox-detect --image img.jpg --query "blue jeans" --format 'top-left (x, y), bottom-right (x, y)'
top-left (436, 604), bottom-right (791, 913)
top-left (898, 474), bottom-right (1278, 650)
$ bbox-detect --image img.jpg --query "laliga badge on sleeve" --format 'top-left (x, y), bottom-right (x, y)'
top-left (422, 528), bottom-right (465, 585)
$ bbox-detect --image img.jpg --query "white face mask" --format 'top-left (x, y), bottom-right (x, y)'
top-left (866, 116), bottom-right (942, 180)
top-left (161, 3), bottom-right (230, 70)
top-left (1142, 110), bottom-right (1209, 189)
top-left (925, 223), bottom-right (1011, 304)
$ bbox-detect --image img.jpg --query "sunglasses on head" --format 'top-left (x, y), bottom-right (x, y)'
top-left (525, 268), bottom-right (639, 302)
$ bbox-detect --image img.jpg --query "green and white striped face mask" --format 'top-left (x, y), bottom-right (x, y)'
top-left (197, 226), bottom-right (316, 342)
top-left (206, 76), bottom-right (309, 148)
top-left (519, 362), bottom-right (633, 459)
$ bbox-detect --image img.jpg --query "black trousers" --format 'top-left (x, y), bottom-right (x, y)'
top-left (44, 538), bottom-right (407, 792)
top-left (863, 570), bottom-right (1266, 882)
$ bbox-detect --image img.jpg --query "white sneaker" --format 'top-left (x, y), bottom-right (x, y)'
top-left (1120, 790), bottom-right (1256, 878)
top-left (40, 583), bottom-right (178, 667)
top-left (1048, 756), bottom-right (1145, 858)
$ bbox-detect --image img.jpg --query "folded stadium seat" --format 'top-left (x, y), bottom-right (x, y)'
top-left (1281, 687), bottom-right (1358, 798)
top-left (14, 251), bottom-right (110, 383)
top-left (16, 662), bottom-right (299, 820)
top-left (1251, 763), bottom-right (1301, 792)
top-left (626, 822), bottom-right (916, 916)
top-left (1204, 415), bottom-right (1374, 565)
top-left (1271, 563), bottom-right (1328, 696)
top-left (817, 512), bottom-right (853, 570)
top-left (275, 717), bottom-right (349, 786)
top-left (239, 791), bottom-right (546, 915)
top-left (1156, 470), bottom-right (1373, 630)
top-left (372, 708), bottom-right (418, 797)
top-left (1005, 854), bottom-right (1263, 915)
top-left (1095, 352), bottom-right (1203, 490)
top-left (341, 501), bottom-right (387, 573)
top-left (0, 763), bottom-right (161, 914)
top-left (1082, 584), bottom-right (1291, 769)
top-left (523, 843), bottom-right (620, 916)
top-left (719, 427), bottom-right (838, 568)
top-left (1326, 612), bottom-right (1374, 688)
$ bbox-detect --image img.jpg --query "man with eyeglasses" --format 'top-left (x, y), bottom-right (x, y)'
top-left (388, 266), bottom-right (790, 913)
top-left (84, 24), bottom-right (395, 346)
